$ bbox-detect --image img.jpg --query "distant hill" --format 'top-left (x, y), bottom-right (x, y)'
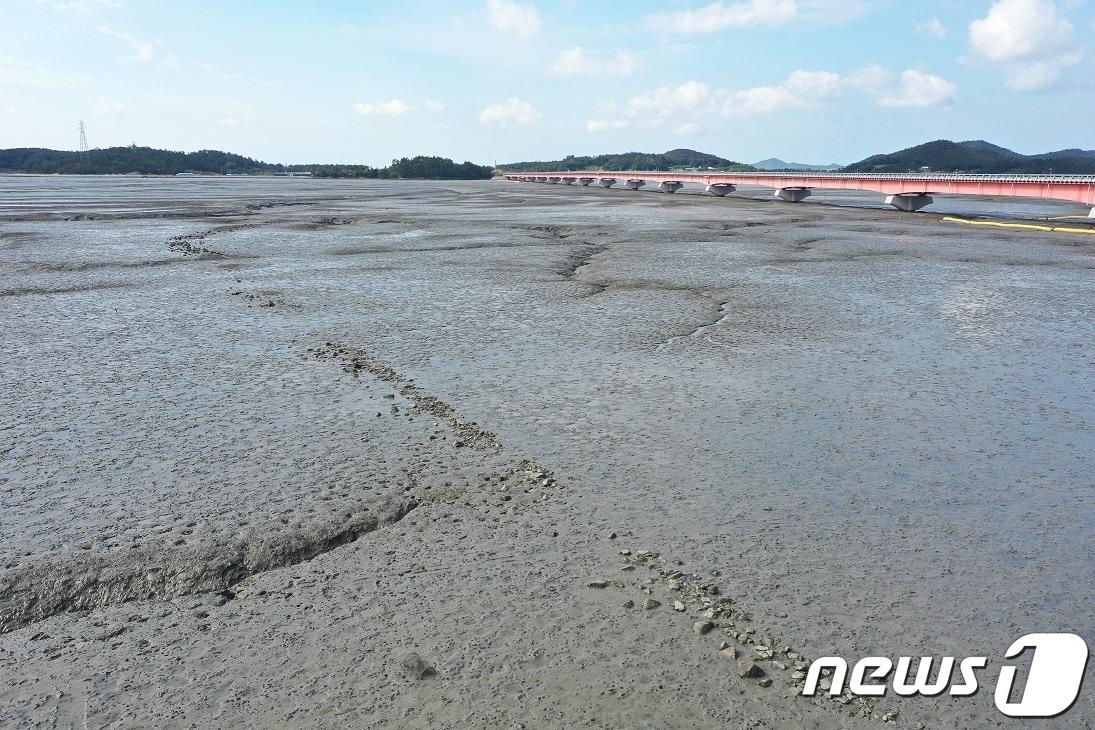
top-left (499, 148), bottom-right (754, 172)
top-left (752, 158), bottom-right (842, 172)
top-left (0, 147), bottom-right (493, 179)
top-left (0, 146), bottom-right (276, 175)
top-left (843, 140), bottom-right (1095, 174)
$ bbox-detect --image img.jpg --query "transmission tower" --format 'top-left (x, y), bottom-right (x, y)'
top-left (78, 120), bottom-right (88, 152)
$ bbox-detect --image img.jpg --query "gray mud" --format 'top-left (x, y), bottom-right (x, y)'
top-left (1, 176), bottom-right (1092, 728)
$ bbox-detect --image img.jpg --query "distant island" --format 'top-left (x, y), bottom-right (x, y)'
top-left (843, 140), bottom-right (1095, 174)
top-left (751, 158), bottom-right (842, 172)
top-left (0, 147), bottom-right (493, 179)
top-left (498, 148), bottom-right (754, 173)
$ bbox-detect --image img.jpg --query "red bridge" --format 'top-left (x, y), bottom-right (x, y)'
top-left (502, 171), bottom-right (1095, 216)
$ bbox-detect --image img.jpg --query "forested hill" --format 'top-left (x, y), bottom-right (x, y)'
top-left (843, 140), bottom-right (1095, 174)
top-left (500, 148), bottom-right (754, 172)
top-left (0, 147), bottom-right (495, 179)
top-left (0, 147), bottom-right (275, 175)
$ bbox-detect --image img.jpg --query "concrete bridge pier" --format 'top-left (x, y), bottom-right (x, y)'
top-left (885, 194), bottom-right (933, 212)
top-left (547, 176), bottom-right (561, 184)
top-left (1089, 207), bottom-right (1095, 218)
top-left (562, 177), bottom-right (577, 185)
top-left (775, 187), bottom-right (812, 203)
top-left (599, 178), bottom-right (618, 188)
top-left (535, 176), bottom-right (548, 183)
top-left (579, 178), bottom-right (595, 186)
top-left (626, 180), bottom-right (646, 190)
top-left (658, 181), bottom-right (684, 193)
top-left (705, 183), bottom-right (736, 197)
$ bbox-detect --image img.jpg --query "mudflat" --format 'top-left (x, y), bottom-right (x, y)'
top-left (1, 176), bottom-right (1092, 728)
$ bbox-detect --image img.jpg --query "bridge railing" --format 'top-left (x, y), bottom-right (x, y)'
top-left (506, 171), bottom-right (1095, 184)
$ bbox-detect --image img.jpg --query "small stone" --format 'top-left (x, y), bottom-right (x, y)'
top-left (758, 678), bottom-right (772, 688)
top-left (587, 580), bottom-right (608, 589)
top-left (608, 532), bottom-right (617, 540)
top-left (881, 710), bottom-right (899, 723)
top-left (737, 658), bottom-right (764, 679)
top-left (719, 641), bottom-right (729, 650)
top-left (774, 661), bottom-right (787, 671)
top-left (791, 671), bottom-right (806, 682)
top-left (693, 620), bottom-right (714, 635)
top-left (672, 600), bottom-right (686, 612)
top-left (642, 597), bottom-right (661, 610)
top-left (719, 647), bottom-right (737, 661)
top-left (623, 600), bottom-right (635, 609)
top-left (774, 611), bottom-right (788, 618)
top-left (619, 549), bottom-right (631, 556)
top-left (401, 653), bottom-right (436, 679)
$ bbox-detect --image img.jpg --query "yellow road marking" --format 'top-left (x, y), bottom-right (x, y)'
top-left (941, 216), bottom-right (1095, 235)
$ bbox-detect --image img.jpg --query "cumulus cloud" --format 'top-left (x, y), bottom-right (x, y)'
top-left (968, 0), bottom-right (1080, 90)
top-left (722, 69), bottom-right (841, 114)
top-left (549, 48), bottom-right (637, 77)
top-left (486, 0), bottom-right (541, 38)
top-left (849, 65), bottom-right (958, 107)
top-left (626, 80), bottom-right (713, 119)
top-left (645, 0), bottom-right (797, 34)
top-left (353, 99), bottom-right (409, 117)
top-left (479, 97), bottom-right (541, 127)
top-left (94, 23), bottom-right (153, 62)
top-left (876, 70), bottom-right (957, 107)
top-left (916, 17), bottom-right (946, 39)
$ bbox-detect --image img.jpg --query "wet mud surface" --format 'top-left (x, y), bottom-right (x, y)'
top-left (1, 176), bottom-right (1092, 728)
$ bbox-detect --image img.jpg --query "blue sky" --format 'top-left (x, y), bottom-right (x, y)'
top-left (1, 0), bottom-right (1091, 165)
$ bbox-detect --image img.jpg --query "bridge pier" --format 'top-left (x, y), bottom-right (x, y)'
top-left (562, 177), bottom-right (576, 185)
top-left (775, 187), bottom-right (812, 203)
top-left (658, 181), bottom-right (684, 193)
top-left (579, 178), bottom-right (595, 186)
top-left (626, 180), bottom-right (646, 190)
top-left (1089, 207), bottom-right (1095, 219)
top-left (599, 178), bottom-right (617, 188)
top-left (885, 193), bottom-right (933, 212)
top-left (547, 176), bottom-right (561, 184)
top-left (705, 183), bottom-right (736, 197)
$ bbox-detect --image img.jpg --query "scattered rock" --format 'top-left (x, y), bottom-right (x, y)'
top-left (401, 653), bottom-right (436, 680)
top-left (737, 658), bottom-right (764, 679)
top-left (758, 678), bottom-right (773, 688)
top-left (623, 600), bottom-right (634, 609)
top-left (642, 597), bottom-right (661, 610)
top-left (693, 620), bottom-right (714, 635)
top-left (672, 600), bottom-right (686, 612)
top-left (719, 647), bottom-right (737, 661)
top-left (881, 710), bottom-right (899, 723)
top-left (587, 580), bottom-right (608, 589)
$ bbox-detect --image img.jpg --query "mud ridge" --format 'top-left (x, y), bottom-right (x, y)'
top-left (167, 223), bottom-right (261, 256)
top-left (310, 342), bottom-right (502, 451)
top-left (0, 495), bottom-right (416, 635)
top-left (654, 296), bottom-right (732, 352)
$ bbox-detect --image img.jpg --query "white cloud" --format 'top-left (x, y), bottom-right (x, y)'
top-left (586, 119), bottom-right (629, 133)
top-left (94, 94), bottom-right (132, 116)
top-left (219, 110), bottom-right (257, 127)
top-left (353, 99), bottom-right (410, 117)
top-left (969, 0), bottom-right (1072, 61)
top-left (876, 70), bottom-right (957, 107)
top-left (626, 80), bottom-right (713, 119)
top-left (969, 0), bottom-right (1079, 90)
top-left (486, 0), bottom-right (541, 38)
top-left (479, 97), bottom-right (541, 127)
top-left (916, 17), bottom-right (946, 38)
top-left (94, 23), bottom-right (153, 62)
top-left (645, 0), bottom-right (798, 34)
top-left (722, 69), bottom-right (841, 115)
top-left (1005, 52), bottom-right (1082, 90)
top-left (424, 99), bottom-right (446, 112)
top-left (849, 65), bottom-right (958, 107)
top-left (673, 122), bottom-right (700, 136)
top-left (549, 47), bottom-right (637, 77)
